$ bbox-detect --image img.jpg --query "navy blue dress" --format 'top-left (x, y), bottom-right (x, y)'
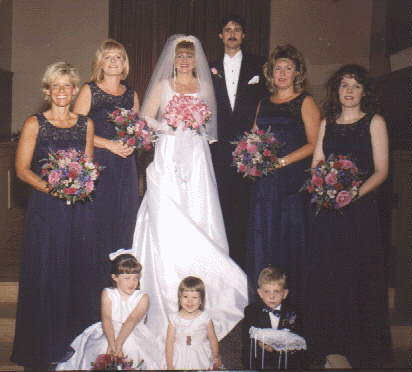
top-left (87, 82), bottom-right (139, 292)
top-left (247, 94), bottom-right (309, 304)
top-left (12, 114), bottom-right (97, 368)
top-left (303, 114), bottom-right (390, 368)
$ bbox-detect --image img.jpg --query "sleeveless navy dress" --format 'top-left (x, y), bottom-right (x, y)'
top-left (12, 114), bottom-right (98, 368)
top-left (247, 93), bottom-right (309, 305)
top-left (87, 82), bottom-right (139, 291)
top-left (304, 114), bottom-right (390, 368)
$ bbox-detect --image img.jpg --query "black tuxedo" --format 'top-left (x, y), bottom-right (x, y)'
top-left (210, 52), bottom-right (267, 269)
top-left (242, 300), bottom-right (306, 369)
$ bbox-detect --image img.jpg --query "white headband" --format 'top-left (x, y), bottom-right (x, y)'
top-left (108, 248), bottom-right (135, 261)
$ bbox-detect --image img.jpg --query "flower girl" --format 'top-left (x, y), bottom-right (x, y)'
top-left (165, 276), bottom-right (222, 369)
top-left (56, 253), bottom-right (164, 370)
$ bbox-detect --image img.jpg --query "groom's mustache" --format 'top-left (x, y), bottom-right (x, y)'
top-left (228, 37), bottom-right (237, 41)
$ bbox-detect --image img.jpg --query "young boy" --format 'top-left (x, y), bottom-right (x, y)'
top-left (242, 266), bottom-right (306, 369)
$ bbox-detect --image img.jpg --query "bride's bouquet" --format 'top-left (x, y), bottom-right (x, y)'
top-left (40, 148), bottom-right (103, 205)
top-left (232, 127), bottom-right (281, 180)
top-left (108, 108), bottom-right (156, 154)
top-left (300, 153), bottom-right (363, 214)
top-left (163, 94), bottom-right (211, 132)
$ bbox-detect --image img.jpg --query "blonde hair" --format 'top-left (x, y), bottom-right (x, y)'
top-left (91, 39), bottom-right (130, 83)
top-left (263, 44), bottom-right (307, 94)
top-left (177, 276), bottom-right (205, 311)
top-left (258, 266), bottom-right (288, 289)
top-left (41, 61), bottom-right (80, 103)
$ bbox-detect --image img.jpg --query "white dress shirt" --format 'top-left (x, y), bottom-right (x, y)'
top-left (269, 304), bottom-right (281, 329)
top-left (223, 50), bottom-right (243, 110)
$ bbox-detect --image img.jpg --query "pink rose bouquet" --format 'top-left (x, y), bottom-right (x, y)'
top-left (40, 148), bottom-right (103, 205)
top-left (231, 127), bottom-right (281, 180)
top-left (108, 108), bottom-right (157, 154)
top-left (301, 154), bottom-right (363, 214)
top-left (90, 353), bottom-right (142, 370)
top-left (163, 94), bottom-right (212, 132)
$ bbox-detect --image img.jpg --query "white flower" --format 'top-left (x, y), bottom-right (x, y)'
top-left (327, 189), bottom-right (337, 198)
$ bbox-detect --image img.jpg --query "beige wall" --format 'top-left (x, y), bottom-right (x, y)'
top-left (269, 0), bottom-right (373, 102)
top-left (0, 0), bottom-right (13, 71)
top-left (10, 0), bottom-right (109, 133)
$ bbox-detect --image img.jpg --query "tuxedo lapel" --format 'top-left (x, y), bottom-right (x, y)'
top-left (233, 53), bottom-right (250, 112)
top-left (215, 57), bottom-right (232, 113)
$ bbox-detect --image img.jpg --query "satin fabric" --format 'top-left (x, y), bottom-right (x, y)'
top-left (130, 85), bottom-right (248, 342)
top-left (56, 289), bottom-right (164, 370)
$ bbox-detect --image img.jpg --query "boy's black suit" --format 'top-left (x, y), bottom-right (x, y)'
top-left (242, 300), bottom-right (306, 369)
top-left (210, 53), bottom-right (267, 269)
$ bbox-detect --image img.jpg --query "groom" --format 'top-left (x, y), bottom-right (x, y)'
top-left (210, 15), bottom-right (267, 270)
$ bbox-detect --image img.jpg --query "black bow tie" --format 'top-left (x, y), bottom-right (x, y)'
top-left (262, 306), bottom-right (281, 318)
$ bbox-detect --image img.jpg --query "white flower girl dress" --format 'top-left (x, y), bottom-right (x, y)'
top-left (56, 288), bottom-right (164, 370)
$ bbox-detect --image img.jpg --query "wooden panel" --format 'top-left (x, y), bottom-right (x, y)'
top-left (0, 69), bottom-right (13, 142)
top-left (376, 67), bottom-right (410, 150)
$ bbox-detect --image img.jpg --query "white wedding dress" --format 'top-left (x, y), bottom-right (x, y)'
top-left (130, 83), bottom-right (248, 342)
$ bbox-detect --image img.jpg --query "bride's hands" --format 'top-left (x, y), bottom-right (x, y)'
top-left (106, 140), bottom-right (134, 158)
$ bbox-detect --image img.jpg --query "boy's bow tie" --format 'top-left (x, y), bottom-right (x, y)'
top-left (262, 306), bottom-right (281, 317)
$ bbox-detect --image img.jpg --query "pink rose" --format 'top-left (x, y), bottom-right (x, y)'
top-left (85, 181), bottom-right (94, 193)
top-left (48, 170), bottom-right (62, 185)
top-left (325, 172), bottom-right (337, 185)
top-left (64, 187), bottom-right (77, 195)
top-left (249, 167), bottom-right (262, 177)
top-left (336, 190), bottom-right (352, 208)
top-left (127, 137), bottom-right (136, 146)
top-left (246, 143), bottom-right (257, 153)
top-left (263, 149), bottom-right (271, 157)
top-left (311, 175), bottom-right (324, 187)
top-left (239, 164), bottom-right (246, 172)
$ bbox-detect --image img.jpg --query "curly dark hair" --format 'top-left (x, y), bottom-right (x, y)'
top-left (323, 64), bottom-right (379, 123)
top-left (263, 44), bottom-right (307, 94)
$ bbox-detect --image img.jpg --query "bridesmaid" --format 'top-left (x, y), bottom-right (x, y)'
top-left (74, 39), bottom-right (140, 317)
top-left (246, 44), bottom-right (321, 305)
top-left (12, 62), bottom-right (96, 369)
top-left (304, 64), bottom-right (390, 368)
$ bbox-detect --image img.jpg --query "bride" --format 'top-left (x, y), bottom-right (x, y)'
top-left (128, 34), bottom-right (247, 342)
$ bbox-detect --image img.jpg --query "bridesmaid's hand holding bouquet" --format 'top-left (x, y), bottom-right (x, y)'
top-left (301, 153), bottom-right (363, 214)
top-left (108, 107), bottom-right (157, 154)
top-left (231, 127), bottom-right (281, 180)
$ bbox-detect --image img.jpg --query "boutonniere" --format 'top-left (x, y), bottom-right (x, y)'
top-left (210, 67), bottom-right (223, 78)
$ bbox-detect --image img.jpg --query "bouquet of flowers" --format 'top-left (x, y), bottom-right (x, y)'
top-left (300, 154), bottom-right (363, 214)
top-left (90, 354), bottom-right (143, 370)
top-left (163, 94), bottom-right (211, 132)
top-left (232, 127), bottom-right (281, 180)
top-left (108, 108), bottom-right (156, 154)
top-left (40, 148), bottom-right (103, 205)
